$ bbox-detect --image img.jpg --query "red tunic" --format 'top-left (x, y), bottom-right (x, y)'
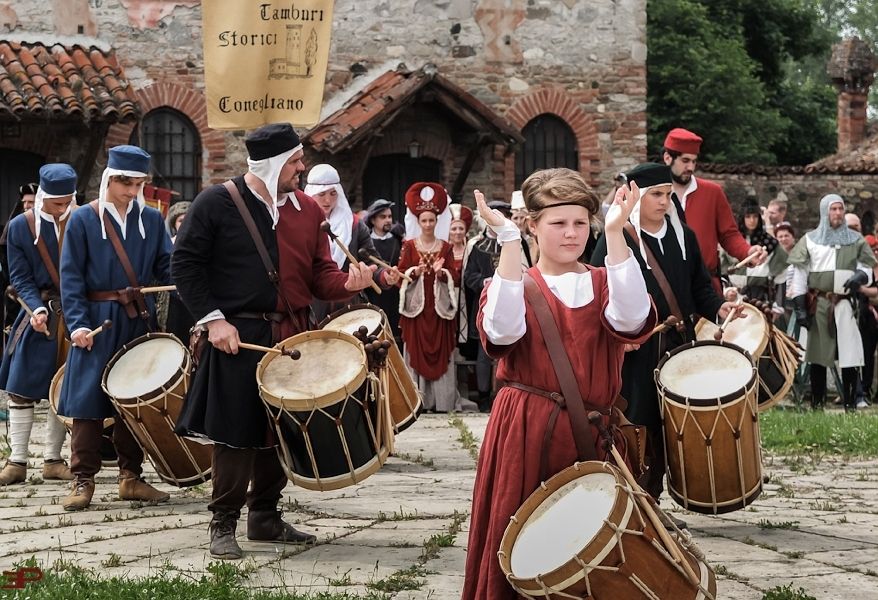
top-left (398, 239), bottom-right (459, 380)
top-left (683, 178), bottom-right (751, 292)
top-left (462, 267), bottom-right (655, 600)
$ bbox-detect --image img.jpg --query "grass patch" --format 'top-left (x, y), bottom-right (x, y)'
top-left (760, 410), bottom-right (878, 456)
top-left (762, 583), bottom-right (817, 600)
top-left (365, 564), bottom-right (427, 592)
top-left (757, 519), bottom-right (799, 530)
top-left (2, 557), bottom-right (390, 599)
top-left (449, 416), bottom-right (480, 462)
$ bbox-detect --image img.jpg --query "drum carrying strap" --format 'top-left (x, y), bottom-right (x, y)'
top-left (24, 210), bottom-right (62, 291)
top-left (623, 222), bottom-right (683, 322)
top-left (88, 201), bottom-right (151, 324)
top-left (222, 181), bottom-right (296, 325)
top-left (522, 273), bottom-right (598, 466)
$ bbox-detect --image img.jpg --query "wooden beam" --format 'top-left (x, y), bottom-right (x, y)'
top-left (450, 134), bottom-right (489, 203)
top-left (77, 121), bottom-right (110, 203)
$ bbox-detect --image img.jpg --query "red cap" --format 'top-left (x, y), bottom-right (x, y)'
top-left (866, 234), bottom-right (878, 250)
top-left (450, 204), bottom-right (473, 231)
top-left (664, 128), bottom-right (703, 155)
top-left (405, 183), bottom-right (448, 216)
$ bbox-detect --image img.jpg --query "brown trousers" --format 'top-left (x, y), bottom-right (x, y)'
top-left (71, 418), bottom-right (143, 479)
top-left (208, 444), bottom-right (287, 519)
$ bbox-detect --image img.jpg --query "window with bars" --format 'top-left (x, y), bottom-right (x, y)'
top-left (514, 114), bottom-right (579, 187)
top-left (130, 108), bottom-right (202, 202)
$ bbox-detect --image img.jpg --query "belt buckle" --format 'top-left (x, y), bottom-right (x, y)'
top-left (262, 312), bottom-right (272, 321)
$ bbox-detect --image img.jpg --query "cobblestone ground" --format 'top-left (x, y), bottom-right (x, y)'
top-left (1, 405), bottom-right (876, 598)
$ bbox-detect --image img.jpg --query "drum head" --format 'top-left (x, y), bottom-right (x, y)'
top-left (658, 344), bottom-right (753, 401)
top-left (261, 334), bottom-right (365, 403)
top-left (696, 304), bottom-right (767, 356)
top-left (510, 472), bottom-right (617, 579)
top-left (321, 307), bottom-right (384, 336)
top-left (105, 336), bottom-right (186, 399)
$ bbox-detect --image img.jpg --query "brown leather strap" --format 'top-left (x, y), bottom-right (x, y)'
top-left (232, 311), bottom-right (286, 323)
top-left (87, 289), bottom-right (139, 319)
top-left (522, 273), bottom-right (597, 463)
top-left (223, 181), bottom-right (296, 318)
top-left (88, 201), bottom-right (149, 322)
top-left (24, 210), bottom-right (61, 291)
top-left (623, 222), bottom-right (683, 321)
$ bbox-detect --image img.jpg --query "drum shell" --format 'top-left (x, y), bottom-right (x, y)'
top-left (499, 461), bottom-right (716, 599)
top-left (656, 341), bottom-right (763, 514)
top-left (258, 329), bottom-right (388, 491)
top-left (320, 303), bottom-right (421, 433)
top-left (102, 333), bottom-right (212, 487)
top-left (50, 364), bottom-right (114, 430)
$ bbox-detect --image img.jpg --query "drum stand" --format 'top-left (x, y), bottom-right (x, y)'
top-left (587, 412), bottom-right (705, 590)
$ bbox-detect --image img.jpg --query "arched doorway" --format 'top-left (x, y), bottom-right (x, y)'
top-left (514, 114), bottom-right (579, 187)
top-left (362, 154), bottom-right (443, 222)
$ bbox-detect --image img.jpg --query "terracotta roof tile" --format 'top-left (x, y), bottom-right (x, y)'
top-left (0, 40), bottom-right (139, 123)
top-left (305, 64), bottom-right (523, 153)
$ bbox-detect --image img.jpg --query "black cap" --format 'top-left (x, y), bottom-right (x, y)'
top-left (365, 199), bottom-right (394, 226)
top-left (245, 123), bottom-right (302, 161)
top-left (624, 163), bottom-right (672, 189)
top-left (487, 200), bottom-right (512, 216)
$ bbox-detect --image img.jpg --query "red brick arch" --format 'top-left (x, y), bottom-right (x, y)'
top-left (106, 82), bottom-right (227, 187)
top-left (503, 86), bottom-right (600, 195)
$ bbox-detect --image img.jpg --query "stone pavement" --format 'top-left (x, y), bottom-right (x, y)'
top-left (1, 404), bottom-right (876, 598)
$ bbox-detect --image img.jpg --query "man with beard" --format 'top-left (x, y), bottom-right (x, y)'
top-left (789, 194), bottom-right (876, 411)
top-left (173, 123), bottom-right (375, 559)
top-left (662, 128), bottom-right (766, 293)
top-left (364, 198), bottom-right (402, 340)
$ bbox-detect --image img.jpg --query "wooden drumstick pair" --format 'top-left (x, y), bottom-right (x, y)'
top-left (319, 221), bottom-right (382, 294)
top-left (587, 411), bottom-right (702, 588)
top-left (357, 248), bottom-right (412, 284)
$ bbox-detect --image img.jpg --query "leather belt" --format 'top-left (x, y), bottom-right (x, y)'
top-left (87, 289), bottom-right (148, 320)
top-left (232, 311), bottom-right (286, 322)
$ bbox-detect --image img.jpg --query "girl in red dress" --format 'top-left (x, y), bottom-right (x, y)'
top-left (462, 168), bottom-right (656, 599)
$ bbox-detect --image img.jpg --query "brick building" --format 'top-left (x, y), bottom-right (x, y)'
top-left (0, 0), bottom-right (647, 219)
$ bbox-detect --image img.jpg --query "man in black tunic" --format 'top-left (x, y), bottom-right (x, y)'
top-left (363, 199), bottom-right (402, 340)
top-left (173, 124), bottom-right (374, 559)
top-left (590, 163), bottom-right (736, 502)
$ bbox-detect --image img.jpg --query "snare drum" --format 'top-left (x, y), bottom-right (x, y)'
top-left (696, 304), bottom-right (799, 411)
top-left (499, 461), bottom-right (716, 599)
top-left (102, 333), bottom-right (212, 487)
top-left (257, 329), bottom-right (389, 491)
top-left (656, 341), bottom-right (763, 514)
top-left (49, 364), bottom-right (114, 430)
top-left (320, 304), bottom-right (421, 433)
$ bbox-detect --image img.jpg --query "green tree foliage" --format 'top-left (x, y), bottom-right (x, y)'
top-left (647, 0), bottom-right (837, 165)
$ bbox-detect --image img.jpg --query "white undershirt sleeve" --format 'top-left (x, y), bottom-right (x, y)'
top-left (481, 275), bottom-right (526, 346)
top-left (789, 266), bottom-right (808, 297)
top-left (603, 250), bottom-right (650, 334)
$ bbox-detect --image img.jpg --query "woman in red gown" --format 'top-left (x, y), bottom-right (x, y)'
top-left (461, 169), bottom-right (656, 599)
top-left (398, 183), bottom-right (463, 412)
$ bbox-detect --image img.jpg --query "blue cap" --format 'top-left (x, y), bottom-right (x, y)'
top-left (107, 145), bottom-right (151, 174)
top-left (39, 163), bottom-right (77, 196)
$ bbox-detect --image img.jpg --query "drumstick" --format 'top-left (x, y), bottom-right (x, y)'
top-left (732, 252), bottom-right (759, 270)
top-left (86, 319), bottom-right (113, 339)
top-left (14, 296), bottom-right (51, 337)
top-left (238, 342), bottom-right (302, 359)
top-left (357, 248), bottom-right (412, 283)
top-left (714, 298), bottom-right (745, 341)
top-left (649, 315), bottom-right (680, 337)
top-left (138, 285), bottom-right (177, 294)
top-left (587, 411), bottom-right (702, 588)
top-left (320, 222), bottom-right (382, 294)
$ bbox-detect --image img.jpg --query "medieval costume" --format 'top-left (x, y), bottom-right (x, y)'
top-left (174, 124), bottom-right (352, 559)
top-left (305, 164), bottom-right (387, 324)
top-left (0, 164), bottom-right (76, 485)
top-left (398, 183), bottom-right (461, 412)
top-left (463, 173), bottom-right (655, 599)
top-left (664, 128), bottom-right (755, 293)
top-left (157, 201), bottom-right (194, 343)
top-left (789, 194), bottom-right (877, 410)
top-left (449, 203), bottom-right (474, 345)
top-left (58, 145), bottom-right (172, 510)
top-left (724, 198), bottom-right (786, 302)
top-left (363, 198), bottom-right (402, 340)
top-left (590, 163), bottom-right (724, 498)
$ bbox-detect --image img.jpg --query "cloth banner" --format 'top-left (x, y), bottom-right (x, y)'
top-left (202, 0), bottom-right (334, 129)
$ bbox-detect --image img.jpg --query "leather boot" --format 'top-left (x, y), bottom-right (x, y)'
top-left (247, 509), bottom-right (316, 544)
top-left (0, 461), bottom-right (26, 485)
top-left (42, 459), bottom-right (74, 481)
top-left (118, 470), bottom-right (170, 503)
top-left (62, 477), bottom-right (95, 511)
top-left (209, 513), bottom-right (243, 560)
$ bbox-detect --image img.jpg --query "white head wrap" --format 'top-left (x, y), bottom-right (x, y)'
top-left (304, 164), bottom-right (351, 269)
top-left (246, 145), bottom-right (301, 230)
top-left (98, 168), bottom-right (148, 240)
top-left (33, 189), bottom-right (74, 244)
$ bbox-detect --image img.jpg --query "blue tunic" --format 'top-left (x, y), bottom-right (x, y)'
top-left (57, 203), bottom-right (171, 419)
top-left (0, 210), bottom-right (64, 400)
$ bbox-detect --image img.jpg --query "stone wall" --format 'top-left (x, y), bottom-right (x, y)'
top-left (2, 0), bottom-right (647, 206)
top-left (704, 169), bottom-right (878, 232)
